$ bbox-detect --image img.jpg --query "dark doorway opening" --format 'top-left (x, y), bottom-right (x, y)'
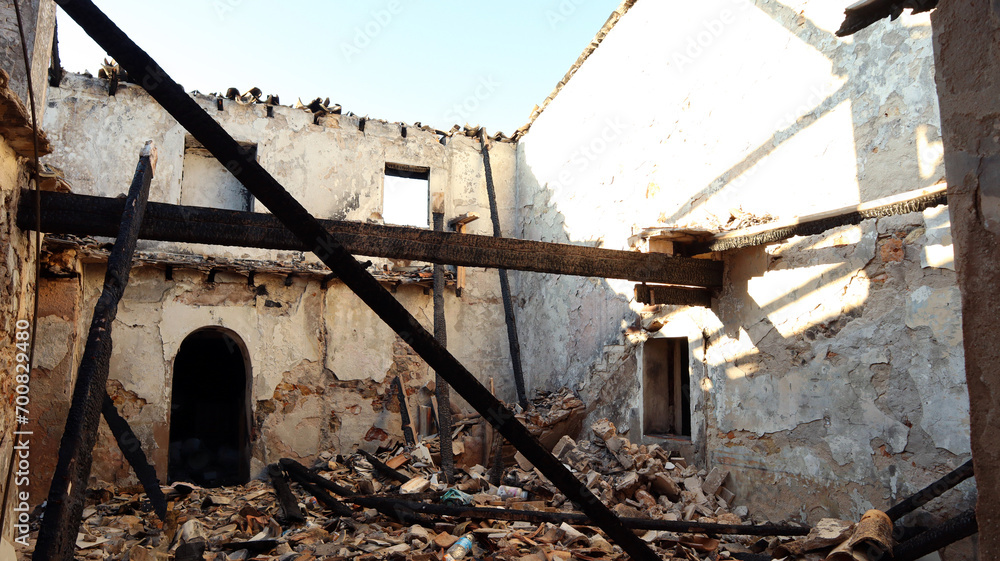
top-left (643, 337), bottom-right (691, 438)
top-left (169, 328), bottom-right (251, 487)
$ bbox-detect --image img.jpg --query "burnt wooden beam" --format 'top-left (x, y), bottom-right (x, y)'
top-left (34, 142), bottom-right (155, 560)
top-left (101, 393), bottom-right (168, 521)
top-left (51, 4), bottom-right (661, 559)
top-left (886, 459), bottom-right (974, 522)
top-left (279, 458), bottom-right (433, 526)
top-left (357, 449), bottom-right (410, 484)
top-left (479, 130), bottom-right (529, 409)
top-left (635, 284), bottom-right (713, 307)
top-left (432, 211), bottom-right (455, 484)
top-left (684, 185), bottom-right (947, 255)
top-left (344, 495), bottom-right (811, 536)
top-left (267, 464), bottom-right (305, 524)
top-left (392, 376), bottom-right (416, 447)
top-left (18, 190), bottom-right (723, 287)
top-left (892, 509), bottom-right (977, 561)
top-left (836, 0), bottom-right (938, 37)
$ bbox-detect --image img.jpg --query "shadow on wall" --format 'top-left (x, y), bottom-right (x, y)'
top-left (510, 1), bottom-right (968, 527)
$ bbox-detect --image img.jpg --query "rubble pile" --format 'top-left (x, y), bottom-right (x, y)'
top-left (20, 399), bottom-right (814, 560)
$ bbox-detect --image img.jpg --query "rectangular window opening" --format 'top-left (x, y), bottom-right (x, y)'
top-left (181, 136), bottom-right (257, 212)
top-left (643, 337), bottom-right (691, 438)
top-left (383, 163), bottom-right (430, 228)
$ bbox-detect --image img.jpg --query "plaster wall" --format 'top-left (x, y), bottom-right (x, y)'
top-left (31, 73), bottom-right (521, 498)
top-left (515, 0), bottom-right (972, 531)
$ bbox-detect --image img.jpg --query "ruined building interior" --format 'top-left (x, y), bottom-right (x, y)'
top-left (1, 0), bottom-right (998, 560)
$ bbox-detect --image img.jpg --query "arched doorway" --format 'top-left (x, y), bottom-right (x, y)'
top-left (169, 328), bottom-right (251, 487)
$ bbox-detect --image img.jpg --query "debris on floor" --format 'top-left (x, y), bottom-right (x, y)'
top-left (19, 396), bottom-right (819, 560)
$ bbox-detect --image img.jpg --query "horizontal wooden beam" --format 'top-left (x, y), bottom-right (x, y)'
top-left (18, 190), bottom-right (723, 287)
top-left (685, 184), bottom-right (947, 254)
top-left (635, 284), bottom-right (713, 307)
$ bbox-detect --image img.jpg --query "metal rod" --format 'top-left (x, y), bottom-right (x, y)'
top-left (478, 130), bottom-right (529, 409)
top-left (34, 142), bottom-right (154, 560)
top-left (886, 460), bottom-right (974, 522)
top-left (53, 5), bottom-right (660, 558)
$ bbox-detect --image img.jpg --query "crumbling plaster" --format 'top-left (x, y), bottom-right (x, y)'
top-left (515, 0), bottom-right (970, 526)
top-left (31, 71), bottom-right (523, 498)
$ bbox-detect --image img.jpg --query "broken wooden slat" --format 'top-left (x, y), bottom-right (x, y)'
top-left (53, 5), bottom-right (660, 558)
top-left (34, 141), bottom-right (155, 560)
top-left (266, 464), bottom-right (305, 524)
top-left (18, 190), bottom-right (723, 287)
top-left (635, 284), bottom-right (713, 307)
top-left (101, 393), bottom-right (168, 521)
top-left (281, 468), bottom-right (353, 517)
top-left (684, 184), bottom-right (948, 254)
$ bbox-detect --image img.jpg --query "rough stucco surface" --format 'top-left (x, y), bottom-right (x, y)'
top-left (515, 0), bottom-right (973, 537)
top-left (931, 1), bottom-right (1000, 557)
top-left (31, 74), bottom-right (522, 498)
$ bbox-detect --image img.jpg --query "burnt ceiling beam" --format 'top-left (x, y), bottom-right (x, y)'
top-left (635, 284), bottom-right (713, 307)
top-left (50, 2), bottom-right (661, 559)
top-left (835, 0), bottom-right (938, 37)
top-left (18, 190), bottom-right (723, 287)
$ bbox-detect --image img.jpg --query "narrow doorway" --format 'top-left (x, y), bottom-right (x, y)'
top-left (643, 337), bottom-right (691, 438)
top-left (169, 328), bottom-right (251, 487)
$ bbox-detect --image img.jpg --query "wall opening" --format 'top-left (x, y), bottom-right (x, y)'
top-left (643, 337), bottom-right (691, 438)
top-left (383, 162), bottom-right (430, 228)
top-left (169, 328), bottom-right (251, 487)
top-left (180, 136), bottom-right (257, 211)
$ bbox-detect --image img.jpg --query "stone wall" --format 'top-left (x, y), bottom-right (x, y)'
top-left (514, 0), bottom-right (973, 542)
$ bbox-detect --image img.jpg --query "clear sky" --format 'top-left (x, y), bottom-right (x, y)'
top-left (55, 0), bottom-right (621, 135)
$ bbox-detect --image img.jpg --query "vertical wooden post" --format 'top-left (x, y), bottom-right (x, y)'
top-left (433, 209), bottom-right (455, 483)
top-left (34, 141), bottom-right (155, 560)
top-left (931, 2), bottom-right (999, 556)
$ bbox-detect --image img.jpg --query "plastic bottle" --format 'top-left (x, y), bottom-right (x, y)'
top-left (443, 535), bottom-right (473, 561)
top-left (496, 485), bottom-right (529, 500)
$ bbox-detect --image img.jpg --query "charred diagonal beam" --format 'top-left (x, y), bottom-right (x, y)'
top-left (835, 0), bottom-right (938, 37)
top-left (635, 284), bottom-right (713, 307)
top-left (344, 495), bottom-right (812, 537)
top-left (391, 376), bottom-right (416, 447)
top-left (892, 508), bottom-right (977, 561)
top-left (34, 142), bottom-right (154, 561)
top-left (886, 459), bottom-right (974, 522)
top-left (282, 467), bottom-right (353, 517)
top-left (54, 4), bottom-right (660, 558)
top-left (684, 185), bottom-right (947, 255)
top-left (101, 393), bottom-right (168, 521)
top-left (17, 190), bottom-right (723, 287)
